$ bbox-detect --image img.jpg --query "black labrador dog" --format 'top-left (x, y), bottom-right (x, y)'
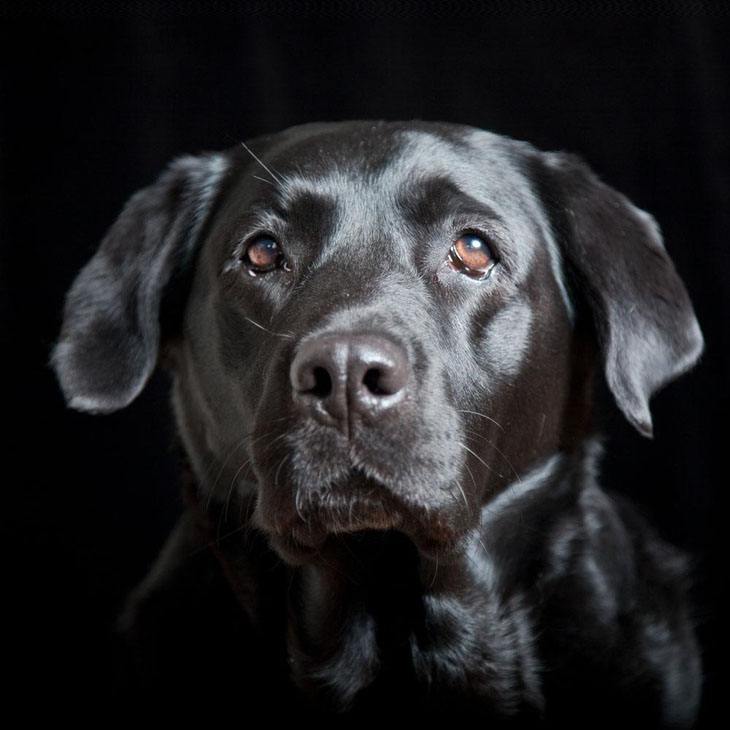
top-left (52, 120), bottom-right (703, 724)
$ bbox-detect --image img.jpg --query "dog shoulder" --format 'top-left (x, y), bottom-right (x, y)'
top-left (532, 470), bottom-right (702, 725)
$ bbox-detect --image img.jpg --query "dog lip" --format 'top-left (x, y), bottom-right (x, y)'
top-left (267, 468), bottom-right (467, 562)
top-left (295, 503), bottom-right (404, 539)
top-left (278, 514), bottom-right (465, 565)
top-left (291, 469), bottom-right (404, 537)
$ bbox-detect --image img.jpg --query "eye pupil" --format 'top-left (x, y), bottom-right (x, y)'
top-left (449, 233), bottom-right (496, 280)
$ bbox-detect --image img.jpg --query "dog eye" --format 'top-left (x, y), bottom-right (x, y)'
top-left (447, 233), bottom-right (497, 280)
top-left (242, 235), bottom-right (288, 275)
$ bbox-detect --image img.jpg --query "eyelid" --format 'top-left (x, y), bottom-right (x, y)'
top-left (242, 228), bottom-right (279, 246)
top-left (235, 206), bottom-right (287, 247)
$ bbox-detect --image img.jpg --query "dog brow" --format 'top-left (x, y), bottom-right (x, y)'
top-left (397, 174), bottom-right (503, 229)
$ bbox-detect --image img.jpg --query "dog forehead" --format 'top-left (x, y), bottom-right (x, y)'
top-left (225, 122), bottom-right (548, 258)
top-left (252, 122), bottom-right (532, 208)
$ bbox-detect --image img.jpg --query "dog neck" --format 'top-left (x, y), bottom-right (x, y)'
top-left (287, 449), bottom-right (588, 713)
top-left (184, 440), bottom-right (600, 714)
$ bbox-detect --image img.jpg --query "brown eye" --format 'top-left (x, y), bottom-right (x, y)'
top-left (448, 233), bottom-right (496, 280)
top-left (243, 235), bottom-right (287, 275)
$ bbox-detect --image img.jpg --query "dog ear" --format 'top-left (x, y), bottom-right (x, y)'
top-left (51, 153), bottom-right (229, 413)
top-left (534, 151), bottom-right (703, 438)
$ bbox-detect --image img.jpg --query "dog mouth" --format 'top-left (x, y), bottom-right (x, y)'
top-left (260, 467), bottom-right (466, 564)
top-left (289, 468), bottom-right (405, 544)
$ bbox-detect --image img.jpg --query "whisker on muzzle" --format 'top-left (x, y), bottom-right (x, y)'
top-left (463, 428), bottom-right (522, 483)
top-left (243, 316), bottom-right (295, 339)
top-left (457, 409), bottom-right (505, 432)
top-left (458, 441), bottom-right (502, 479)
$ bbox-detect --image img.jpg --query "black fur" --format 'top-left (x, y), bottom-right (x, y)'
top-left (52, 120), bottom-right (704, 724)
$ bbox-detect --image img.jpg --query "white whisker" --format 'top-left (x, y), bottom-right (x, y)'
top-left (457, 409), bottom-right (505, 431)
top-left (240, 140), bottom-right (284, 185)
top-left (244, 316), bottom-right (294, 339)
top-left (464, 428), bottom-right (521, 483)
top-left (458, 441), bottom-right (500, 477)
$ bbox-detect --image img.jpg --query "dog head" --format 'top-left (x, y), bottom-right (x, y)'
top-left (52, 120), bottom-right (703, 563)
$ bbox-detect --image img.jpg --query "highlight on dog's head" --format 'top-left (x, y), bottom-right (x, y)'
top-left (51, 120), bottom-right (704, 563)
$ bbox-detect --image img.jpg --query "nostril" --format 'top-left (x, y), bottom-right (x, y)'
top-left (363, 368), bottom-right (388, 396)
top-left (311, 366), bottom-right (332, 398)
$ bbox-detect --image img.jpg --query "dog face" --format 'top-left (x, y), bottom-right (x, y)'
top-left (52, 120), bottom-right (703, 564)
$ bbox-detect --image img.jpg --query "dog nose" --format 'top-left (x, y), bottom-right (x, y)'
top-left (290, 334), bottom-right (410, 429)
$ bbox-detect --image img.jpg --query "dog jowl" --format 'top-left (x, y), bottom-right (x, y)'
top-left (52, 121), bottom-right (704, 723)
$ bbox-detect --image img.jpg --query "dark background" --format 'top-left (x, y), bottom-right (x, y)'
top-left (1, 2), bottom-right (727, 721)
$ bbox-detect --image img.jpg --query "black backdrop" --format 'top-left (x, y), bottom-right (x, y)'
top-left (1, 3), bottom-right (727, 721)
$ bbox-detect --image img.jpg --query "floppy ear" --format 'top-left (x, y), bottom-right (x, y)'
top-left (51, 153), bottom-right (229, 413)
top-left (534, 151), bottom-right (703, 438)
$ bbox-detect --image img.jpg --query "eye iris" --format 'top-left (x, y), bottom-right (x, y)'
top-left (450, 234), bottom-right (495, 278)
top-left (246, 237), bottom-right (280, 270)
top-left (455, 235), bottom-right (490, 268)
